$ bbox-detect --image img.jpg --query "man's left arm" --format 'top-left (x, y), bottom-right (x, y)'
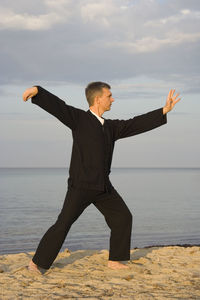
top-left (112, 89), bottom-right (181, 140)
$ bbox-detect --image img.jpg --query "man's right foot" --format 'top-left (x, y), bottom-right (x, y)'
top-left (107, 260), bottom-right (129, 270)
top-left (28, 260), bottom-right (42, 274)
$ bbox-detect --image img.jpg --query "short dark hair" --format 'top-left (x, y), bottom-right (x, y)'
top-left (85, 81), bottom-right (111, 106)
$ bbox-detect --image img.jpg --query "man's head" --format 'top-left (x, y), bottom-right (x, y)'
top-left (85, 81), bottom-right (114, 112)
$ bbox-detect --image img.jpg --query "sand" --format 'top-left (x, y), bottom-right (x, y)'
top-left (0, 246), bottom-right (200, 299)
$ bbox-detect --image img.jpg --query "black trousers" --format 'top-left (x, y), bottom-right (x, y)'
top-left (32, 186), bottom-right (133, 269)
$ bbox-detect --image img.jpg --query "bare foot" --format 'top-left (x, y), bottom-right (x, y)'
top-left (107, 260), bottom-right (129, 270)
top-left (28, 260), bottom-right (42, 274)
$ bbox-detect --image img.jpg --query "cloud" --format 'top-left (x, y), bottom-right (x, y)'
top-left (0, 0), bottom-right (199, 93)
top-left (145, 8), bottom-right (200, 26)
top-left (81, 1), bottom-right (117, 26)
top-left (0, 9), bottom-right (57, 30)
top-left (105, 32), bottom-right (200, 54)
top-left (0, 0), bottom-right (73, 30)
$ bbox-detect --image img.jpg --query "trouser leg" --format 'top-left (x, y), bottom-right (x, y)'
top-left (32, 187), bottom-right (91, 269)
top-left (93, 187), bottom-right (133, 261)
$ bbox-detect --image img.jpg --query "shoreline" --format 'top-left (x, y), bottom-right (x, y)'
top-left (136, 243), bottom-right (200, 249)
top-left (1, 245), bottom-right (200, 299)
top-left (1, 243), bottom-right (200, 256)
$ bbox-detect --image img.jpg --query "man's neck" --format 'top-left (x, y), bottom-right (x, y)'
top-left (90, 109), bottom-right (104, 125)
top-left (89, 106), bottom-right (104, 117)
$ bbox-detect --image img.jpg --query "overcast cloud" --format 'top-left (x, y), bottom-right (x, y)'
top-left (0, 0), bottom-right (200, 89)
top-left (0, 0), bottom-right (200, 167)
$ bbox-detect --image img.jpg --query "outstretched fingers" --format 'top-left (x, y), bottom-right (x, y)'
top-left (172, 91), bottom-right (181, 105)
top-left (171, 89), bottom-right (175, 98)
top-left (167, 89), bottom-right (172, 99)
top-left (173, 92), bottom-right (180, 100)
top-left (174, 97), bottom-right (181, 105)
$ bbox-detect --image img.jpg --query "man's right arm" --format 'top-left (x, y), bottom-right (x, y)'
top-left (23, 86), bottom-right (80, 130)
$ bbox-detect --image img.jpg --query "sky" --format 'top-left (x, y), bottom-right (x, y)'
top-left (1, 0), bottom-right (200, 168)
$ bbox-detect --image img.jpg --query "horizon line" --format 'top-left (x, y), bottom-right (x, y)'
top-left (0, 166), bottom-right (200, 169)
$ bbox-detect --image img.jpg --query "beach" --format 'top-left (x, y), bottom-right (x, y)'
top-left (0, 245), bottom-right (200, 299)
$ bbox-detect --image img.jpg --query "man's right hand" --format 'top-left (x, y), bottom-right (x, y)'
top-left (23, 86), bottom-right (38, 102)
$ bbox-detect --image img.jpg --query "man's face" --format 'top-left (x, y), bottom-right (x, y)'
top-left (98, 88), bottom-right (114, 112)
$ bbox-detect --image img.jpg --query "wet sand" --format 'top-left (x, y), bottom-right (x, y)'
top-left (0, 246), bottom-right (200, 299)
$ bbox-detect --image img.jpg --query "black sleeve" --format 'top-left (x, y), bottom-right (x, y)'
top-left (110, 108), bottom-right (167, 141)
top-left (31, 86), bottom-right (81, 130)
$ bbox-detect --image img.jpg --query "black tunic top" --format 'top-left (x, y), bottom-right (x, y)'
top-left (32, 86), bottom-right (167, 191)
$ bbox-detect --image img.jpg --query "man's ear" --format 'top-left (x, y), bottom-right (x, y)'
top-left (94, 95), bottom-right (100, 105)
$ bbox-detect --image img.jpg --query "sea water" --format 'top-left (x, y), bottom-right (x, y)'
top-left (0, 167), bottom-right (199, 254)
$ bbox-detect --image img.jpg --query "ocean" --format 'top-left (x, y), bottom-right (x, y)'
top-left (0, 167), bottom-right (199, 254)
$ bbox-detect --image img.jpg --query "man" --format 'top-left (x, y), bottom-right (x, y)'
top-left (23, 82), bottom-right (180, 272)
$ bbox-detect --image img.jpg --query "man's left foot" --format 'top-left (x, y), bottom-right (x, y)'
top-left (107, 260), bottom-right (129, 269)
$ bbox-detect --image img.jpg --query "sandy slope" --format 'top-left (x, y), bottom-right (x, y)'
top-left (0, 246), bottom-right (200, 299)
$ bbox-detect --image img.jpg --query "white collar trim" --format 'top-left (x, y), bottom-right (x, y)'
top-left (90, 110), bottom-right (104, 125)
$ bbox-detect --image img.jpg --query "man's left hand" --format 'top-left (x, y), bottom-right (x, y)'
top-left (163, 89), bottom-right (181, 114)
